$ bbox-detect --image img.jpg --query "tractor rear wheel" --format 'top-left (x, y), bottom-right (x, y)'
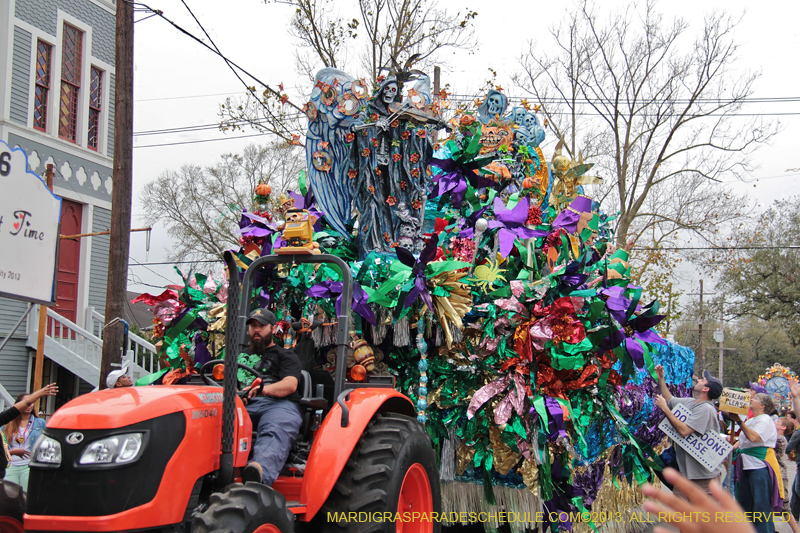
top-left (313, 412), bottom-right (441, 533)
top-left (192, 482), bottom-right (294, 533)
top-left (0, 480), bottom-right (25, 533)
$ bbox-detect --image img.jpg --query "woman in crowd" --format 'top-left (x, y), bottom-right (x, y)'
top-left (729, 393), bottom-right (782, 533)
top-left (775, 417), bottom-right (799, 532)
top-left (1, 384), bottom-right (58, 491)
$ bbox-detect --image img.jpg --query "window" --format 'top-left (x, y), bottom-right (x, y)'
top-left (58, 24), bottom-right (83, 142)
top-left (88, 67), bottom-right (103, 150)
top-left (34, 41), bottom-right (52, 131)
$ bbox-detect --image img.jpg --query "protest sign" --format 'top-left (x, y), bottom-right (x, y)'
top-left (719, 388), bottom-right (750, 416)
top-left (659, 403), bottom-right (732, 472)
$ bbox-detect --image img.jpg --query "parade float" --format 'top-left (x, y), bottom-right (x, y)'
top-left (133, 66), bottom-right (695, 532)
top-left (756, 363), bottom-right (797, 413)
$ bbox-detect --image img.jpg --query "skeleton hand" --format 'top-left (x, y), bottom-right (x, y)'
top-left (376, 119), bottom-right (389, 132)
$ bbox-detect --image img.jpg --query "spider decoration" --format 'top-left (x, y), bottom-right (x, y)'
top-left (473, 260), bottom-right (507, 294)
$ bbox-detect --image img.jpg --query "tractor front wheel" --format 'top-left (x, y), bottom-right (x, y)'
top-left (192, 482), bottom-right (294, 533)
top-left (314, 412), bottom-right (441, 533)
top-left (0, 480), bottom-right (25, 533)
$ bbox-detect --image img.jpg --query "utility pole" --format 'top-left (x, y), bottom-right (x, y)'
top-left (698, 280), bottom-right (704, 372)
top-left (432, 65), bottom-right (441, 144)
top-left (687, 280), bottom-right (715, 374)
top-left (33, 163), bottom-right (54, 411)
top-left (100, 0), bottom-right (134, 389)
top-left (718, 296), bottom-right (724, 382)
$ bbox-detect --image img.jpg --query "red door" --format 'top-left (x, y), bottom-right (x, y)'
top-left (55, 200), bottom-right (82, 323)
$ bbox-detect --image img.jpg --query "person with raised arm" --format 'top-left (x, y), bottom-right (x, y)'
top-left (654, 364), bottom-right (725, 497)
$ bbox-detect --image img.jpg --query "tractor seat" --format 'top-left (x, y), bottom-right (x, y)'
top-left (297, 370), bottom-right (328, 414)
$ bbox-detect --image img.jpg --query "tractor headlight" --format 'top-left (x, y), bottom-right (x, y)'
top-left (32, 435), bottom-right (62, 465)
top-left (79, 433), bottom-right (144, 465)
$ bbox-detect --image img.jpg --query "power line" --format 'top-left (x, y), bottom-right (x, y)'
top-left (133, 113), bottom-right (304, 137)
top-left (632, 245), bottom-right (800, 251)
top-left (449, 93), bottom-right (800, 105)
top-left (126, 0), bottom-right (300, 141)
top-left (444, 97), bottom-right (800, 117)
top-left (129, 257), bottom-right (183, 285)
top-left (134, 132), bottom-right (266, 149)
top-left (136, 91), bottom-right (240, 103)
top-left (130, 260), bottom-right (218, 266)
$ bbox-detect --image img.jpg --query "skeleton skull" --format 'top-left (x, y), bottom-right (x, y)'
top-left (487, 94), bottom-right (504, 116)
top-left (398, 224), bottom-right (415, 247)
top-left (382, 82), bottom-right (398, 105)
top-left (523, 113), bottom-right (540, 131)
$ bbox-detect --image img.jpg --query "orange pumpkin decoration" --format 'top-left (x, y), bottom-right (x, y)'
top-left (522, 176), bottom-right (537, 190)
top-left (479, 125), bottom-right (514, 153)
top-left (255, 183), bottom-right (272, 196)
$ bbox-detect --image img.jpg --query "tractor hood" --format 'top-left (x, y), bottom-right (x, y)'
top-left (47, 385), bottom-right (227, 429)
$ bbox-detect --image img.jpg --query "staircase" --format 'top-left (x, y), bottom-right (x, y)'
top-left (26, 306), bottom-right (159, 388)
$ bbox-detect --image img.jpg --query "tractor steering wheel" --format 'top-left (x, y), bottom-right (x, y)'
top-left (198, 359), bottom-right (264, 398)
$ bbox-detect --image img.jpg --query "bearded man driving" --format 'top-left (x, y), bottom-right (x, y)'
top-left (238, 308), bottom-right (303, 486)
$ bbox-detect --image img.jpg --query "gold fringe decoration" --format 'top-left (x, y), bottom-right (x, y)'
top-left (441, 481), bottom-right (543, 533)
top-left (571, 462), bottom-right (661, 533)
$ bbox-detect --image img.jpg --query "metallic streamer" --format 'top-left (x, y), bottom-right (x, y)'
top-left (440, 427), bottom-right (459, 482)
top-left (394, 315), bottom-right (410, 346)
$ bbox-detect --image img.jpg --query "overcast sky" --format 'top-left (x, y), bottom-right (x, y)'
top-left (126, 0), bottom-right (800, 303)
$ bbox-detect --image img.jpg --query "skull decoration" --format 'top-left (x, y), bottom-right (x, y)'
top-left (487, 94), bottom-right (503, 116)
top-left (382, 82), bottom-right (399, 105)
top-left (398, 224), bottom-right (416, 249)
top-left (478, 90), bottom-right (508, 124)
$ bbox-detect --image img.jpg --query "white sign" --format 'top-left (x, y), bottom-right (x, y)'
top-left (659, 403), bottom-right (733, 472)
top-left (0, 142), bottom-right (61, 304)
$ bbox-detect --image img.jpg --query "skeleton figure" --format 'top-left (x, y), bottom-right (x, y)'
top-left (351, 77), bottom-right (435, 256)
top-left (521, 112), bottom-right (545, 147)
top-left (478, 90), bottom-right (509, 124)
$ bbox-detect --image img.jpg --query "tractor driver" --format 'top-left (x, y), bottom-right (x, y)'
top-left (238, 308), bottom-right (303, 486)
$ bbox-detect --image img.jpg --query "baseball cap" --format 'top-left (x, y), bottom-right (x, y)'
top-left (703, 370), bottom-right (723, 400)
top-left (246, 308), bottom-right (277, 326)
top-left (750, 382), bottom-right (768, 394)
top-left (106, 364), bottom-right (130, 389)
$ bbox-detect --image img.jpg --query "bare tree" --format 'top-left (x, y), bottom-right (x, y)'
top-left (222, 0), bottom-right (477, 135)
top-left (515, 0), bottom-right (775, 252)
top-left (140, 142), bottom-right (304, 262)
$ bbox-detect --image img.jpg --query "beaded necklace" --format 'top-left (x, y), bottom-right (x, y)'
top-left (15, 418), bottom-right (32, 445)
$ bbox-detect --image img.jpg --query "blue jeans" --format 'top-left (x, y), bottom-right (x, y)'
top-left (245, 397), bottom-right (302, 486)
top-left (791, 468), bottom-right (800, 520)
top-left (738, 467), bottom-right (775, 533)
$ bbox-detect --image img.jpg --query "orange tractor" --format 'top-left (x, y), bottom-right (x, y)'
top-left (1, 251), bottom-right (440, 532)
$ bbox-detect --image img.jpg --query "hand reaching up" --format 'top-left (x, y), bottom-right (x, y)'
top-left (642, 468), bottom-right (755, 533)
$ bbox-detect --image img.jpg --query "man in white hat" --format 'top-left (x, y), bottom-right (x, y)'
top-left (106, 364), bottom-right (133, 389)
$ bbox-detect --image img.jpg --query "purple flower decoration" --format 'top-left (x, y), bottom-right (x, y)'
top-left (487, 197), bottom-right (549, 258)
top-left (396, 238), bottom-right (439, 313)
top-left (599, 286), bottom-right (666, 368)
top-left (306, 279), bottom-right (375, 325)
top-left (429, 158), bottom-right (496, 208)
